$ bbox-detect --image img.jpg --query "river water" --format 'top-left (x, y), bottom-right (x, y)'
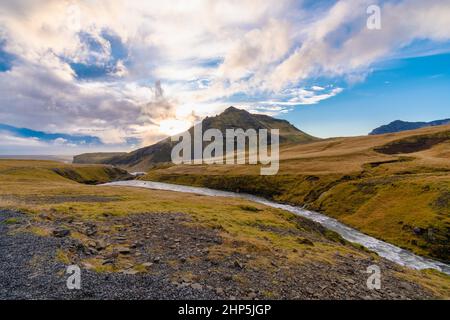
top-left (102, 180), bottom-right (450, 275)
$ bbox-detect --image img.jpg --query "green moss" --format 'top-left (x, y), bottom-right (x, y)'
top-left (55, 249), bottom-right (71, 264)
top-left (2, 217), bottom-right (20, 224)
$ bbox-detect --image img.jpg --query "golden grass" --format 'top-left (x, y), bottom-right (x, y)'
top-left (143, 125), bottom-right (450, 262)
top-left (0, 160), bottom-right (356, 265)
top-left (0, 158), bottom-right (449, 298)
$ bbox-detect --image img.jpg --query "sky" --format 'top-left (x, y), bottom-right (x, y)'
top-left (0, 0), bottom-right (449, 155)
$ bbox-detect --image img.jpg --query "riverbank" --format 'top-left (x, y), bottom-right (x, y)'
top-left (104, 180), bottom-right (450, 275)
top-left (0, 159), bottom-right (449, 299)
top-left (142, 126), bottom-right (450, 263)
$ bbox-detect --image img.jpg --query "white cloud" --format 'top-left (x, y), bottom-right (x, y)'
top-left (269, 0), bottom-right (450, 89)
top-left (260, 87), bottom-right (343, 106)
top-left (0, 0), bottom-right (450, 148)
top-left (0, 131), bottom-right (45, 147)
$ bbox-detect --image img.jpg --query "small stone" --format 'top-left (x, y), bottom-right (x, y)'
top-left (191, 283), bottom-right (203, 291)
top-left (87, 241), bottom-right (97, 248)
top-left (247, 292), bottom-right (257, 299)
top-left (123, 262), bottom-right (134, 269)
top-left (153, 257), bottom-right (161, 263)
top-left (52, 228), bottom-right (70, 238)
top-left (84, 224), bottom-right (97, 236)
top-left (345, 278), bottom-right (356, 284)
top-left (122, 269), bottom-right (139, 275)
top-left (95, 240), bottom-right (107, 250)
top-left (39, 213), bottom-right (52, 220)
top-left (216, 288), bottom-right (224, 295)
top-left (87, 248), bottom-right (98, 255)
top-left (142, 262), bottom-right (153, 268)
top-left (117, 247), bottom-right (131, 254)
top-left (234, 260), bottom-right (244, 269)
top-left (102, 259), bottom-right (114, 265)
top-left (82, 262), bottom-right (94, 270)
top-left (106, 251), bottom-right (119, 259)
top-left (131, 241), bottom-right (143, 249)
top-left (399, 282), bottom-right (414, 291)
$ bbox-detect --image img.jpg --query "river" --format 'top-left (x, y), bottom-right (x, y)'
top-left (102, 180), bottom-right (450, 275)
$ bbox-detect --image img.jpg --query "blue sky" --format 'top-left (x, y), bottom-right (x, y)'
top-left (283, 53), bottom-right (450, 137)
top-left (0, 0), bottom-right (450, 154)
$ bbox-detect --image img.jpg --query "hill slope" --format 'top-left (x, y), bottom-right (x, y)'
top-left (370, 119), bottom-right (450, 135)
top-left (0, 159), bottom-right (448, 298)
top-left (73, 152), bottom-right (127, 164)
top-left (143, 124), bottom-right (450, 262)
top-left (74, 107), bottom-right (318, 170)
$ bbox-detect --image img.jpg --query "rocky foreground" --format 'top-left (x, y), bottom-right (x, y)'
top-left (0, 209), bottom-right (438, 300)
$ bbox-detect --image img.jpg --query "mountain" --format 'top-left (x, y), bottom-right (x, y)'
top-left (74, 107), bottom-right (318, 170)
top-left (369, 119), bottom-right (450, 135)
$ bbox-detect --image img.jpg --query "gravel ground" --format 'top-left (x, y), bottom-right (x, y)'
top-left (0, 210), bottom-right (217, 300)
top-left (0, 209), bottom-right (437, 300)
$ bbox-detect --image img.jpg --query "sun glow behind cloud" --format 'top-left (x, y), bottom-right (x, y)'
top-left (159, 119), bottom-right (193, 137)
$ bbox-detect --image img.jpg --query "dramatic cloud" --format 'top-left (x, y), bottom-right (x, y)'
top-left (269, 0), bottom-right (450, 88)
top-left (0, 0), bottom-right (449, 152)
top-left (260, 87), bottom-right (344, 106)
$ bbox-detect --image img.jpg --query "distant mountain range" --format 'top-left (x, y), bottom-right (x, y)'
top-left (369, 119), bottom-right (450, 135)
top-left (74, 107), bottom-right (318, 170)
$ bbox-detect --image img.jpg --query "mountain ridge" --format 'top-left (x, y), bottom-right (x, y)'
top-left (73, 107), bottom-right (318, 170)
top-left (369, 118), bottom-right (450, 135)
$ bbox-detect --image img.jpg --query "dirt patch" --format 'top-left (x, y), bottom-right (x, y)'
top-left (374, 132), bottom-right (450, 155)
top-left (433, 191), bottom-right (450, 212)
top-left (365, 157), bottom-right (414, 168)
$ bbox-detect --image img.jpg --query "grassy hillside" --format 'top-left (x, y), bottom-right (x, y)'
top-left (143, 125), bottom-right (450, 262)
top-left (73, 152), bottom-right (127, 164)
top-left (0, 159), bottom-right (449, 298)
top-left (0, 160), bottom-right (132, 184)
